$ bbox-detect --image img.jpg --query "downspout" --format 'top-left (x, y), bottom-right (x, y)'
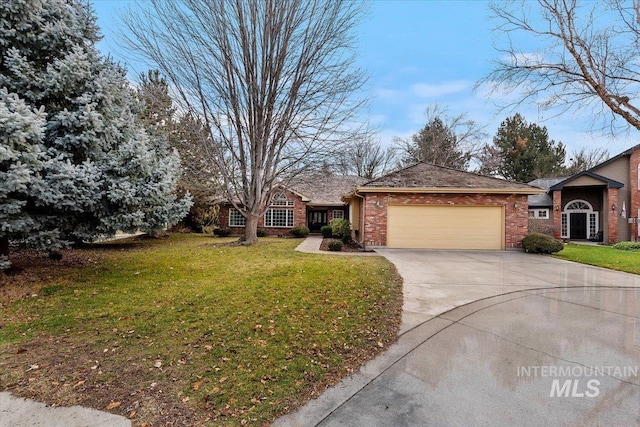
top-left (354, 190), bottom-right (365, 248)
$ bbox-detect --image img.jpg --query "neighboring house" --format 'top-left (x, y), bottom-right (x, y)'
top-left (217, 176), bottom-right (367, 235)
top-left (528, 144), bottom-right (640, 244)
top-left (343, 163), bottom-right (543, 250)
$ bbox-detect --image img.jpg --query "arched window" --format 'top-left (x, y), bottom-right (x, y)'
top-left (565, 200), bottom-right (593, 211)
top-left (561, 199), bottom-right (598, 239)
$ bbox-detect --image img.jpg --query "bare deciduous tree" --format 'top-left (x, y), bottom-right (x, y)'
top-left (565, 147), bottom-right (609, 175)
top-left (334, 138), bottom-right (397, 179)
top-left (396, 105), bottom-right (485, 171)
top-left (479, 0), bottom-right (640, 133)
top-left (122, 0), bottom-right (368, 243)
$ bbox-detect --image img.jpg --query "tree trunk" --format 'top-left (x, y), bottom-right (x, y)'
top-left (242, 214), bottom-right (259, 244)
top-left (0, 236), bottom-right (8, 258)
top-left (0, 236), bottom-right (9, 271)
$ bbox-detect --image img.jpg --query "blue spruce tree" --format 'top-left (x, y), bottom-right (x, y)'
top-left (0, 0), bottom-right (191, 268)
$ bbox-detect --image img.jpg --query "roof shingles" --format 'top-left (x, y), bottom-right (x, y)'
top-left (360, 163), bottom-right (540, 191)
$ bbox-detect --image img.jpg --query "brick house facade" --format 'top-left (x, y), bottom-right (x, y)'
top-left (344, 163), bottom-right (543, 250)
top-left (218, 190), bottom-right (307, 236)
top-left (358, 192), bottom-right (529, 249)
top-left (216, 176), bottom-right (366, 236)
top-left (532, 144), bottom-right (640, 244)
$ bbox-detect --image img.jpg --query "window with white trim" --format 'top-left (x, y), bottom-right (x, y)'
top-left (561, 213), bottom-right (568, 238)
top-left (271, 193), bottom-right (295, 207)
top-left (589, 212), bottom-right (597, 237)
top-left (264, 208), bottom-right (294, 227)
top-left (229, 208), bottom-right (246, 227)
top-left (332, 210), bottom-right (344, 220)
top-left (528, 209), bottom-right (549, 219)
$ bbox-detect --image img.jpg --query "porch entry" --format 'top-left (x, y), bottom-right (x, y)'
top-left (308, 210), bottom-right (327, 232)
top-left (561, 200), bottom-right (599, 240)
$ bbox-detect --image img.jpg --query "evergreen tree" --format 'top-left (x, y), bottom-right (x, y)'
top-left (0, 0), bottom-right (191, 267)
top-left (398, 106), bottom-right (484, 171)
top-left (405, 118), bottom-right (472, 170)
top-left (480, 114), bottom-right (566, 182)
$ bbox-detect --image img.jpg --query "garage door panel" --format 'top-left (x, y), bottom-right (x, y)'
top-left (387, 205), bottom-right (504, 250)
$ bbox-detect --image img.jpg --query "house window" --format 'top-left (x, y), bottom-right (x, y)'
top-left (561, 213), bottom-right (568, 238)
top-left (271, 193), bottom-right (294, 207)
top-left (229, 208), bottom-right (246, 227)
top-left (528, 209), bottom-right (549, 219)
top-left (265, 208), bottom-right (294, 228)
top-left (332, 210), bottom-right (345, 220)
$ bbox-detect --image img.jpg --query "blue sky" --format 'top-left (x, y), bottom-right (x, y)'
top-left (91, 0), bottom-right (634, 158)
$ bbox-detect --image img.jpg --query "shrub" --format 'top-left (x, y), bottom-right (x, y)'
top-left (320, 225), bottom-right (333, 238)
top-left (256, 228), bottom-right (268, 237)
top-left (289, 226), bottom-right (310, 238)
top-left (214, 227), bottom-right (231, 237)
top-left (528, 219), bottom-right (554, 236)
top-left (331, 219), bottom-right (352, 243)
top-left (328, 240), bottom-right (343, 251)
top-left (522, 233), bottom-right (564, 254)
top-left (613, 241), bottom-right (640, 251)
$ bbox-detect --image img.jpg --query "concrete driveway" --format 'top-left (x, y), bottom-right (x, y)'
top-left (275, 250), bottom-right (640, 427)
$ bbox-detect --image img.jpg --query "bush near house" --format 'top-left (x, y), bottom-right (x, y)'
top-left (328, 240), bottom-right (344, 251)
top-left (331, 219), bottom-right (352, 244)
top-left (320, 225), bottom-right (333, 238)
top-left (613, 241), bottom-right (640, 251)
top-left (256, 228), bottom-right (268, 237)
top-left (213, 227), bottom-right (231, 237)
top-left (289, 226), bottom-right (310, 238)
top-left (528, 219), bottom-right (554, 236)
top-left (522, 233), bottom-right (564, 254)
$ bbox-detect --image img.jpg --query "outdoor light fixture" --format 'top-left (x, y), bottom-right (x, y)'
top-left (611, 204), bottom-right (616, 212)
top-left (555, 206), bottom-right (560, 211)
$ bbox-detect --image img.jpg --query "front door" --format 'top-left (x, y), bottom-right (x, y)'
top-left (570, 213), bottom-right (587, 239)
top-left (308, 211), bottom-right (327, 232)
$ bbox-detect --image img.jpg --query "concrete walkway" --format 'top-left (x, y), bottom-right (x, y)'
top-left (295, 235), bottom-right (378, 256)
top-left (274, 250), bottom-right (640, 427)
top-left (0, 392), bottom-right (131, 427)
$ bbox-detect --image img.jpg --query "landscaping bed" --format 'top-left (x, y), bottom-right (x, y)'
top-left (0, 234), bottom-right (403, 426)
top-left (319, 238), bottom-right (362, 252)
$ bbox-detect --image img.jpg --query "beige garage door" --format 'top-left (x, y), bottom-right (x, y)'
top-left (387, 205), bottom-right (505, 250)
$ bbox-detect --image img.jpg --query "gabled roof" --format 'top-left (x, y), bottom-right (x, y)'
top-left (586, 143), bottom-right (640, 173)
top-left (549, 170), bottom-right (624, 191)
top-left (527, 178), bottom-right (567, 207)
top-left (291, 175), bottom-right (368, 206)
top-left (356, 162), bottom-right (543, 194)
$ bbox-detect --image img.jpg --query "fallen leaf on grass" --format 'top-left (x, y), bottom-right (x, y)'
top-left (193, 379), bottom-right (204, 391)
top-left (73, 380), bottom-right (86, 389)
top-left (154, 360), bottom-right (162, 368)
top-left (106, 401), bottom-right (121, 410)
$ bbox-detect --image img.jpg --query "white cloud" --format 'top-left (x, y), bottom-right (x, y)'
top-left (410, 80), bottom-right (471, 98)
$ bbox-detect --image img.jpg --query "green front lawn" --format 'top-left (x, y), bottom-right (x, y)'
top-left (554, 243), bottom-right (640, 275)
top-left (0, 234), bottom-right (402, 426)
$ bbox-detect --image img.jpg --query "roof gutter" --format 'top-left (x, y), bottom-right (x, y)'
top-left (353, 187), bottom-right (545, 195)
